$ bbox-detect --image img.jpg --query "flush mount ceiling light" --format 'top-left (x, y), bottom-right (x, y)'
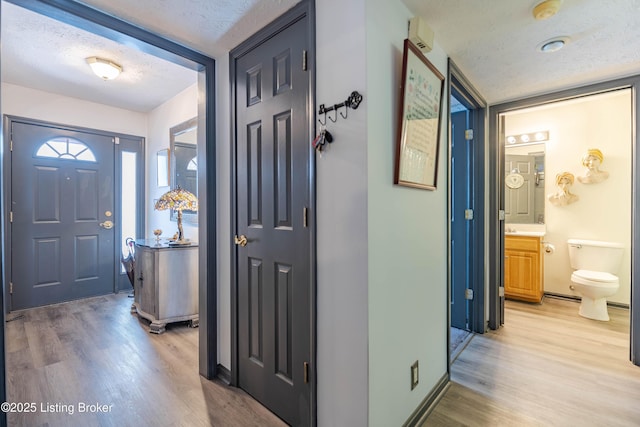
top-left (86, 56), bottom-right (122, 80)
top-left (537, 36), bottom-right (570, 53)
top-left (533, 0), bottom-right (562, 20)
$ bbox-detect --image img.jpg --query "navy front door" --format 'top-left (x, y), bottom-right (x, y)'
top-left (11, 120), bottom-right (115, 310)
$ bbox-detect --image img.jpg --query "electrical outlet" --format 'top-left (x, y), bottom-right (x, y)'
top-left (410, 360), bottom-right (419, 390)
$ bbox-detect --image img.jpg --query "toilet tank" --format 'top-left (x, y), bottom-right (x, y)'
top-left (567, 239), bottom-right (623, 273)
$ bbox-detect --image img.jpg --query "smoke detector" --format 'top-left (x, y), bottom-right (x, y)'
top-left (533, 0), bottom-right (562, 20)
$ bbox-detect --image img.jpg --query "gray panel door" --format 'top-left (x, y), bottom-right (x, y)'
top-left (235, 16), bottom-right (311, 426)
top-left (11, 121), bottom-right (115, 310)
top-left (505, 154), bottom-right (535, 223)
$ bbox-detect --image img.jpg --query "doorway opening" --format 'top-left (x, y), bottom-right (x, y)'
top-left (489, 76), bottom-right (640, 366)
top-left (6, 116), bottom-right (144, 311)
top-left (0, 0), bottom-right (217, 418)
top-left (500, 88), bottom-right (633, 334)
top-left (448, 60), bottom-right (487, 363)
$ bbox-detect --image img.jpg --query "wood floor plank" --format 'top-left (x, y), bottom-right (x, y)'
top-left (6, 294), bottom-right (286, 427)
top-left (424, 297), bottom-right (640, 426)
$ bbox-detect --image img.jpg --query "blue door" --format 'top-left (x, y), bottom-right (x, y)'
top-left (451, 100), bottom-right (472, 330)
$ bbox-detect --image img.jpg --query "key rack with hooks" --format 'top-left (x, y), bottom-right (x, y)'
top-left (317, 91), bottom-right (363, 126)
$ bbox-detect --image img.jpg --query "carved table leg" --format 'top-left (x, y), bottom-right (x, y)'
top-left (149, 321), bottom-right (166, 334)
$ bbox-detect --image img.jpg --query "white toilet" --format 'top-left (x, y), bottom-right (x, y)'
top-left (568, 239), bottom-right (623, 321)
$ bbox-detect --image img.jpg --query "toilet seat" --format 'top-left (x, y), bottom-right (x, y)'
top-left (571, 269), bottom-right (619, 287)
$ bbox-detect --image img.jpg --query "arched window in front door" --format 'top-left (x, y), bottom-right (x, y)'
top-left (36, 137), bottom-right (97, 162)
top-left (187, 156), bottom-right (197, 171)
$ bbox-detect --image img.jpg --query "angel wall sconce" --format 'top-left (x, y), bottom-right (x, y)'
top-left (577, 148), bottom-right (609, 184)
top-left (548, 171), bottom-right (579, 206)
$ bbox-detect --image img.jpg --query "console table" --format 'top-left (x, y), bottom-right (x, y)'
top-left (131, 239), bottom-right (198, 334)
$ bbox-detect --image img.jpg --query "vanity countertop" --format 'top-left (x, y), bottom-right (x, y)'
top-left (505, 231), bottom-right (545, 237)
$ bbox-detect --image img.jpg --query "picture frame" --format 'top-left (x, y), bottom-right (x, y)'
top-left (156, 149), bottom-right (169, 187)
top-left (394, 39), bottom-right (445, 190)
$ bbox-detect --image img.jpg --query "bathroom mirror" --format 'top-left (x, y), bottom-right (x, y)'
top-left (505, 143), bottom-right (545, 224)
top-left (170, 117), bottom-right (198, 224)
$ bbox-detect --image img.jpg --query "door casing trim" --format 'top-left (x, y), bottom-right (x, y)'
top-left (3, 114), bottom-right (145, 309)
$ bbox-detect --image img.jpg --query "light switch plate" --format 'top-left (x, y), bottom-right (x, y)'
top-left (411, 360), bottom-right (419, 390)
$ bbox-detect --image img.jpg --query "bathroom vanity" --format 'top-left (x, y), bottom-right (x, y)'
top-left (504, 234), bottom-right (544, 303)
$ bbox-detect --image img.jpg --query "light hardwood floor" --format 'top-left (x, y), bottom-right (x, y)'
top-left (5, 293), bottom-right (286, 427)
top-left (425, 297), bottom-right (640, 426)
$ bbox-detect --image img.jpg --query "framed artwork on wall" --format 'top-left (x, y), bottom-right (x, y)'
top-left (394, 38), bottom-right (445, 190)
top-left (157, 149), bottom-right (169, 187)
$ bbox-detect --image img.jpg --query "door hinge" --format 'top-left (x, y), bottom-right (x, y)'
top-left (303, 207), bottom-right (308, 228)
top-left (498, 210), bottom-right (506, 221)
top-left (465, 129), bottom-right (473, 140)
top-left (10, 139), bottom-right (13, 151)
top-left (9, 282), bottom-right (13, 294)
top-left (9, 211), bottom-right (13, 223)
top-left (303, 361), bottom-right (310, 383)
top-left (302, 50), bottom-right (307, 71)
top-left (464, 209), bottom-right (474, 220)
top-left (114, 137), bottom-right (120, 145)
top-left (499, 286), bottom-right (505, 297)
top-left (465, 289), bottom-right (474, 300)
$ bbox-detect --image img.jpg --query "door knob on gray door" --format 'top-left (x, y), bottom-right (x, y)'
top-left (234, 235), bottom-right (248, 247)
top-left (100, 220), bottom-right (114, 229)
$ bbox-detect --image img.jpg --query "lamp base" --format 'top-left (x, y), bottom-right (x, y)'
top-left (168, 240), bottom-right (192, 246)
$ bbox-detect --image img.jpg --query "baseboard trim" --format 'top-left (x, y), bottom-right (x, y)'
top-left (543, 292), bottom-right (580, 303)
top-left (543, 292), bottom-right (630, 309)
top-left (403, 373), bottom-right (450, 427)
top-left (216, 364), bottom-right (231, 385)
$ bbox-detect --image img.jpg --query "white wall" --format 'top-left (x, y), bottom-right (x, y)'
top-left (316, 0), bottom-right (369, 425)
top-left (505, 89), bottom-right (632, 305)
top-left (146, 83), bottom-right (198, 239)
top-left (366, 0), bottom-right (448, 425)
top-left (1, 82), bottom-right (147, 136)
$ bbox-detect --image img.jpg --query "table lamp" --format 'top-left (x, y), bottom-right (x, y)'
top-left (154, 186), bottom-right (198, 245)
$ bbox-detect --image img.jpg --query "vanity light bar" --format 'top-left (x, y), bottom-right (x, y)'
top-left (506, 130), bottom-right (549, 145)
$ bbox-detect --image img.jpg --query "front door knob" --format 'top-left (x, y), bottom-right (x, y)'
top-left (100, 220), bottom-right (114, 229)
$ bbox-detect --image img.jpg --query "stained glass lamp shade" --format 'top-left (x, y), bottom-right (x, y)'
top-left (154, 187), bottom-right (198, 244)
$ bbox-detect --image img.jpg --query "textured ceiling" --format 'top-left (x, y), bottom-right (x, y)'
top-left (3, 0), bottom-right (639, 110)
top-left (75, 0), bottom-right (300, 58)
top-left (402, 0), bottom-right (640, 104)
top-left (1, 2), bottom-right (198, 112)
top-left (1, 0), bottom-right (299, 112)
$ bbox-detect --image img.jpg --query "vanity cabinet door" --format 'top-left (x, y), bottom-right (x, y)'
top-left (505, 236), bottom-right (543, 302)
